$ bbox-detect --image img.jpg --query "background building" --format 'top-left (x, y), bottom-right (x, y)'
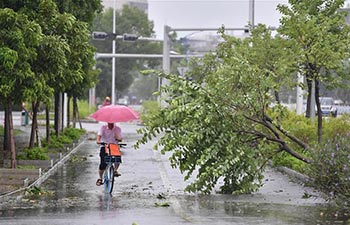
top-left (102, 0), bottom-right (147, 13)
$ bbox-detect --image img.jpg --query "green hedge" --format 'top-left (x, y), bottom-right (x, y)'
top-left (43, 127), bottom-right (86, 150)
top-left (270, 112), bottom-right (350, 210)
top-left (140, 100), bottom-right (158, 125)
top-left (17, 147), bottom-right (49, 160)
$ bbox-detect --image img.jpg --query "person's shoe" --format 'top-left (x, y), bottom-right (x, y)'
top-left (113, 171), bottom-right (121, 177)
top-left (96, 178), bottom-right (103, 186)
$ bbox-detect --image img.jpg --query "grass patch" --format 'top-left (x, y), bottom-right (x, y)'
top-left (17, 165), bottom-right (37, 169)
top-left (0, 125), bottom-right (22, 136)
top-left (17, 147), bottom-right (49, 160)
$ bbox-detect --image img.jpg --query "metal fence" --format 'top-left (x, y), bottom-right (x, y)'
top-left (281, 103), bottom-right (350, 116)
top-left (335, 105), bottom-right (350, 115)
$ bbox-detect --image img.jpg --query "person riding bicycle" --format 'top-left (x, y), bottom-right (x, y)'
top-left (95, 122), bottom-right (122, 186)
top-left (102, 96), bottom-right (111, 107)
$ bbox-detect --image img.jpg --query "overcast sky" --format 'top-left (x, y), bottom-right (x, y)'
top-left (148, 0), bottom-right (289, 39)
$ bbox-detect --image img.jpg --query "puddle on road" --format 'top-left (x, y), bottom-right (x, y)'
top-left (1, 185), bottom-right (348, 225)
top-left (175, 195), bottom-right (350, 225)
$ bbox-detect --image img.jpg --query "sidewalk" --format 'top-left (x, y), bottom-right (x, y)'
top-left (0, 121), bottom-right (88, 199)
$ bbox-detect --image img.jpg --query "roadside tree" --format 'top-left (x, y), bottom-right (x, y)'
top-left (52, 0), bottom-right (102, 25)
top-left (0, 8), bottom-right (42, 168)
top-left (64, 21), bottom-right (98, 128)
top-left (136, 25), bottom-right (309, 194)
top-left (277, 0), bottom-right (350, 143)
top-left (19, 0), bottom-right (69, 147)
top-left (1, 0), bottom-right (100, 149)
top-left (52, 0), bottom-right (102, 128)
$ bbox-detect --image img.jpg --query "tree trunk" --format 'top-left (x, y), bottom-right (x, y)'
top-left (61, 93), bottom-right (65, 131)
top-left (29, 101), bottom-right (40, 148)
top-left (29, 102), bottom-right (36, 148)
top-left (305, 76), bottom-right (312, 118)
top-left (54, 92), bottom-right (61, 136)
top-left (1, 105), bottom-right (10, 167)
top-left (67, 96), bottom-right (71, 128)
top-left (6, 102), bottom-right (16, 168)
top-left (274, 90), bottom-right (280, 104)
top-left (76, 99), bottom-right (82, 129)
top-left (46, 105), bottom-right (50, 144)
top-left (314, 79), bottom-right (323, 143)
top-left (73, 97), bottom-right (83, 129)
top-left (73, 97), bottom-right (78, 128)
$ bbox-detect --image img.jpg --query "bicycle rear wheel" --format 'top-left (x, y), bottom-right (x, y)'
top-left (104, 165), bottom-right (114, 193)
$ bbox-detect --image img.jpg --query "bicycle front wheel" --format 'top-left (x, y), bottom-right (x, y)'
top-left (104, 165), bottom-right (114, 194)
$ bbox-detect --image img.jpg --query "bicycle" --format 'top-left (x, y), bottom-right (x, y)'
top-left (99, 142), bottom-right (126, 194)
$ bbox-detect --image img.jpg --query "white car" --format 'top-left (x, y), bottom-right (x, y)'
top-left (319, 97), bottom-right (337, 117)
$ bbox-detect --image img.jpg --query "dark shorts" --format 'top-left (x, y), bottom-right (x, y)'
top-left (99, 146), bottom-right (122, 170)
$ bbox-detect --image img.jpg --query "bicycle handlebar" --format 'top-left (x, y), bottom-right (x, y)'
top-left (99, 142), bottom-right (127, 147)
top-left (119, 143), bottom-right (127, 147)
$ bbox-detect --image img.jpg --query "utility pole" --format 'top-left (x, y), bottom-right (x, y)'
top-left (159, 25), bottom-right (172, 107)
top-left (249, 0), bottom-right (255, 27)
top-left (162, 25), bottom-right (171, 73)
top-left (111, 0), bottom-right (116, 105)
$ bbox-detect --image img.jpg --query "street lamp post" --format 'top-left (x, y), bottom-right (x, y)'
top-left (111, 0), bottom-right (116, 105)
top-left (249, 0), bottom-right (255, 27)
top-left (159, 25), bottom-right (171, 107)
top-left (162, 25), bottom-right (171, 74)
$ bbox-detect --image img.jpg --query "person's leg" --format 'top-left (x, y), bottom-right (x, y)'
top-left (99, 169), bottom-right (104, 179)
top-left (96, 147), bottom-right (107, 185)
top-left (114, 161), bottom-right (121, 176)
top-left (96, 168), bottom-right (104, 186)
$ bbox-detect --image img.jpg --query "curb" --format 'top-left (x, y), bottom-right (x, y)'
top-left (0, 135), bottom-right (87, 202)
top-left (275, 166), bottom-right (310, 183)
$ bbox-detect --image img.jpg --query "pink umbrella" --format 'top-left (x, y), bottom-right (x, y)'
top-left (89, 105), bottom-right (139, 123)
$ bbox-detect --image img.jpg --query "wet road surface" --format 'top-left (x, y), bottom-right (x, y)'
top-left (0, 122), bottom-right (346, 224)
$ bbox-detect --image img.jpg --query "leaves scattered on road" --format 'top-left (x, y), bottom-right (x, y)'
top-left (154, 202), bottom-right (170, 207)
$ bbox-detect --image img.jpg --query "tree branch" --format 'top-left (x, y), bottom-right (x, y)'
top-left (264, 114), bottom-right (309, 150)
top-left (245, 115), bottom-right (310, 164)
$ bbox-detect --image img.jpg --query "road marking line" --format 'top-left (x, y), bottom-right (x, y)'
top-left (153, 149), bottom-right (194, 223)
